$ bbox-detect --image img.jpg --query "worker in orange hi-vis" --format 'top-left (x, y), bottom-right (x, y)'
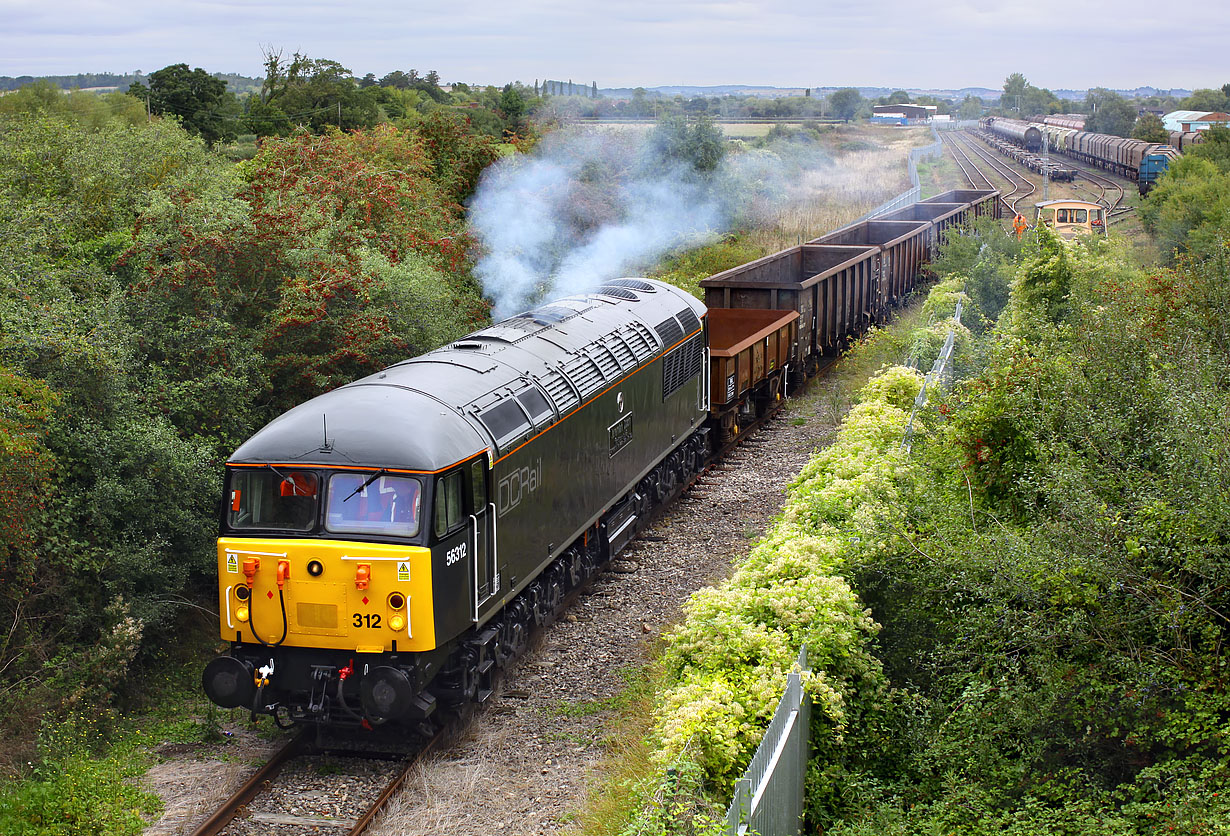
top-left (1013, 213), bottom-right (1028, 239)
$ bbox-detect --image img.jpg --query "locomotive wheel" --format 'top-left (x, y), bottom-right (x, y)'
top-left (656, 465), bottom-right (677, 501)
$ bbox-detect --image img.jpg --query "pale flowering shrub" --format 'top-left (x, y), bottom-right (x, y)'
top-left (628, 279), bottom-right (968, 831)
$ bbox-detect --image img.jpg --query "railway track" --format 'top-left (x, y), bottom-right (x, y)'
top-left (942, 131), bottom-right (1035, 215)
top-left (965, 127), bottom-right (1134, 223)
top-left (189, 726), bottom-right (447, 836)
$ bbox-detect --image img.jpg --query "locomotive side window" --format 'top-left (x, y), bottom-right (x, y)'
top-left (434, 470), bottom-right (465, 537)
top-left (325, 473), bottom-right (421, 537)
top-left (470, 458), bottom-right (487, 510)
top-left (228, 469), bottom-right (319, 532)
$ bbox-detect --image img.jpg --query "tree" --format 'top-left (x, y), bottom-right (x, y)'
top-left (499, 83), bottom-right (526, 130)
top-left (1084, 88), bottom-right (1137, 137)
top-left (1132, 112), bottom-right (1169, 143)
top-left (887, 90), bottom-right (910, 105)
top-left (129, 63), bottom-right (235, 145)
top-left (829, 88), bottom-right (863, 122)
top-left (256, 51), bottom-right (378, 134)
top-left (1002, 72), bottom-right (1028, 111)
top-left (958, 94), bottom-right (983, 121)
top-left (647, 114), bottom-right (725, 174)
top-left (1020, 84), bottom-right (1060, 118)
top-left (1178, 88), bottom-right (1230, 113)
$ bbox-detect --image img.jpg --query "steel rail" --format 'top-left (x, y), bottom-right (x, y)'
top-left (944, 132), bottom-right (1027, 215)
top-left (347, 728), bottom-right (448, 834)
top-left (940, 132), bottom-right (993, 191)
top-left (188, 729), bottom-right (310, 836)
top-left (952, 132), bottom-right (1035, 214)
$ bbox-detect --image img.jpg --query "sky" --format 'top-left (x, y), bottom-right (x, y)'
top-left (2, 0), bottom-right (1227, 93)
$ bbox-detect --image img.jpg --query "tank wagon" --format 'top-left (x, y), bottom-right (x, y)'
top-left (204, 190), bottom-right (998, 729)
top-left (1042, 115), bottom-right (1086, 131)
top-left (983, 116), bottom-right (1043, 152)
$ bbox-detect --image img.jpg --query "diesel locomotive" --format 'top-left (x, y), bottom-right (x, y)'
top-left (204, 278), bottom-right (712, 726)
top-left (203, 190), bottom-right (1000, 728)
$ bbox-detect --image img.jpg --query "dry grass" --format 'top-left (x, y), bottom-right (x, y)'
top-left (562, 674), bottom-right (661, 836)
top-left (743, 126), bottom-right (931, 253)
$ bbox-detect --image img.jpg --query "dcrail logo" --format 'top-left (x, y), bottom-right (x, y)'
top-left (497, 458), bottom-right (543, 516)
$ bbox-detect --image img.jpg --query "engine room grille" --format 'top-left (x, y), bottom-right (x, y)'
top-left (605, 278), bottom-right (658, 292)
top-left (539, 370), bottom-right (579, 415)
top-left (562, 354), bottom-right (605, 399)
top-left (588, 344), bottom-right (621, 381)
top-left (624, 323), bottom-right (658, 362)
top-left (595, 286), bottom-right (639, 301)
top-left (676, 307), bottom-right (701, 337)
top-left (662, 334), bottom-right (704, 401)
top-left (607, 333), bottom-right (637, 370)
top-left (655, 316), bottom-right (685, 350)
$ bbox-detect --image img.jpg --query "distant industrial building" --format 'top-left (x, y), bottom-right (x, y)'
top-left (1162, 110), bottom-right (1230, 132)
top-left (871, 104), bottom-right (938, 123)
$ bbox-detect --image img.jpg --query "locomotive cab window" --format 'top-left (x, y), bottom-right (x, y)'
top-left (434, 469), bottom-right (465, 538)
top-left (228, 468), bottom-right (319, 532)
top-left (470, 458), bottom-right (487, 510)
top-left (325, 473), bottom-right (421, 538)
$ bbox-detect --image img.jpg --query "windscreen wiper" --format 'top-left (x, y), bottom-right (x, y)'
top-left (342, 469), bottom-right (388, 503)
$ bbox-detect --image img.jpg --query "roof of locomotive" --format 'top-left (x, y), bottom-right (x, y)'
top-left (228, 278), bottom-right (706, 472)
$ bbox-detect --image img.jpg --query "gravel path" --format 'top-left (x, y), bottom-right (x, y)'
top-left (141, 387), bottom-right (841, 836)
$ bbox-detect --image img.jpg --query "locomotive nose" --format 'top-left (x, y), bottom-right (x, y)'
top-left (203, 655), bottom-right (255, 708)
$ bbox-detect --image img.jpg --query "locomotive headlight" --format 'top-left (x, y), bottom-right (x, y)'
top-left (389, 615), bottom-right (406, 632)
top-left (236, 606), bottom-right (250, 623)
top-left (307, 560), bottom-right (324, 577)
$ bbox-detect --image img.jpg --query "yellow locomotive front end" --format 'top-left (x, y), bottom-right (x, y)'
top-left (203, 465), bottom-right (448, 726)
top-left (216, 537), bottom-right (434, 654)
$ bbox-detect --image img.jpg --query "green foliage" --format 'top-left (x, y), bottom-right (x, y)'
top-left (1084, 88), bottom-right (1137, 137)
top-left (0, 110), bottom-right (494, 775)
top-left (252, 51), bottom-right (379, 135)
top-left (1139, 153), bottom-right (1230, 262)
top-left (650, 236), bottom-right (766, 299)
top-left (415, 109), bottom-right (503, 203)
top-left (1008, 223), bottom-right (1077, 329)
top-left (0, 81), bottom-right (147, 128)
top-left (1177, 87), bottom-right (1230, 113)
top-left (998, 73), bottom-right (1060, 117)
top-left (813, 223), bottom-right (1230, 834)
top-left (647, 114), bottom-right (725, 174)
top-left (957, 94), bottom-right (984, 121)
top-left (1131, 112), bottom-right (1169, 143)
top-left (829, 88), bottom-right (863, 122)
top-left (129, 63), bottom-right (238, 146)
